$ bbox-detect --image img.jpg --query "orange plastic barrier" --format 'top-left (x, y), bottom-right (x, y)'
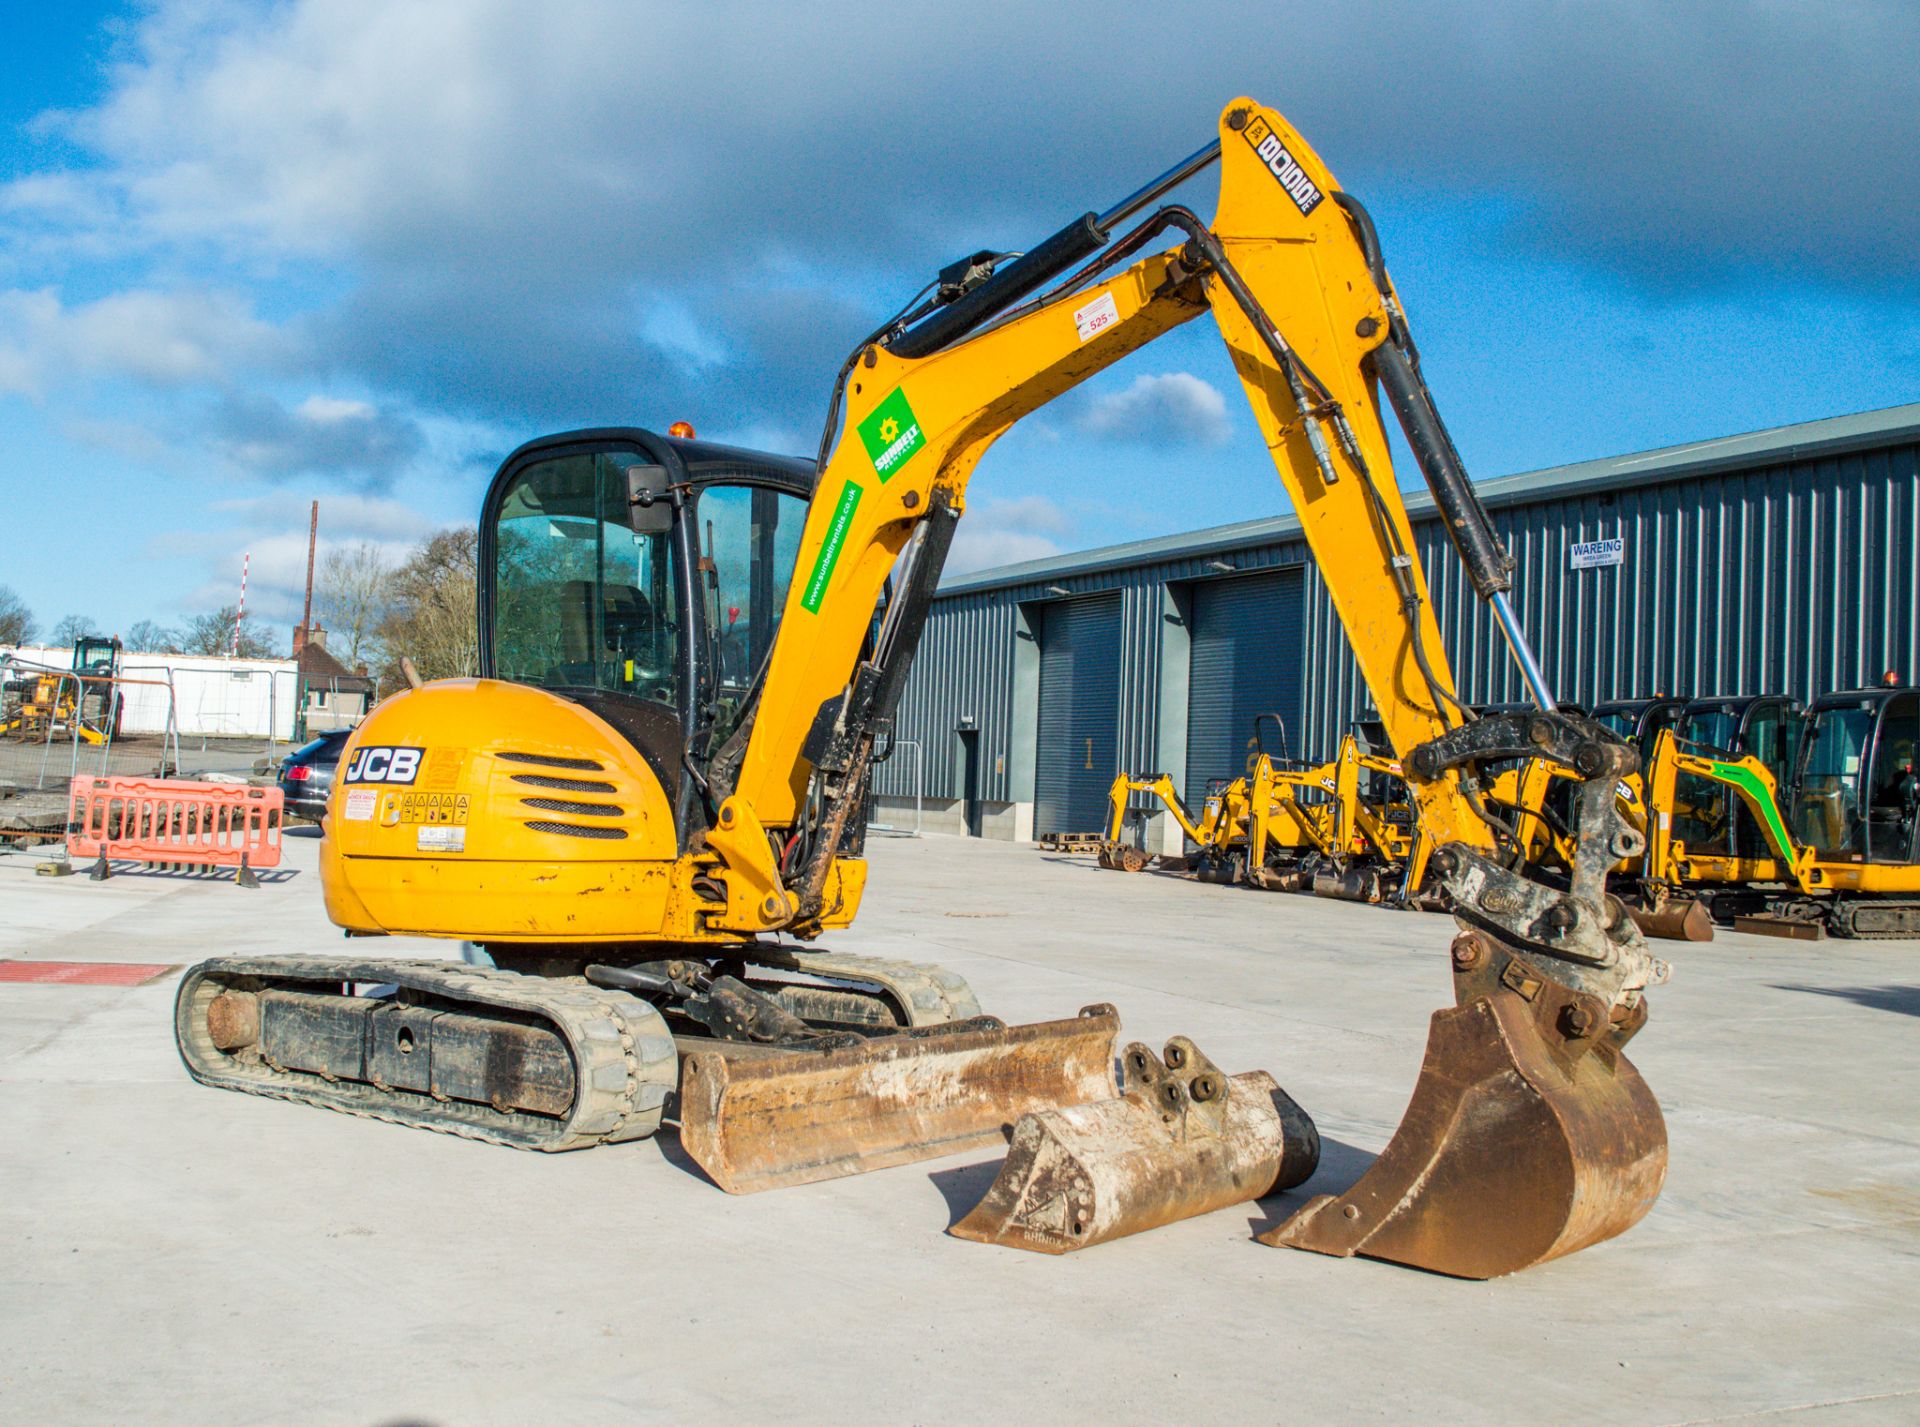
top-left (67, 776), bottom-right (283, 887)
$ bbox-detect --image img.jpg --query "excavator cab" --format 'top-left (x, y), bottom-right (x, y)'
top-left (1794, 688), bottom-right (1920, 863)
top-left (482, 430), bottom-right (815, 848)
top-left (1669, 695), bottom-right (1804, 860)
top-left (72, 635), bottom-right (121, 681)
top-left (1592, 696), bottom-right (1689, 755)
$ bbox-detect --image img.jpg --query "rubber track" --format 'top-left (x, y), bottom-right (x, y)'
top-left (1831, 899), bottom-right (1920, 939)
top-left (175, 956), bottom-right (679, 1151)
top-left (752, 947), bottom-right (983, 1025)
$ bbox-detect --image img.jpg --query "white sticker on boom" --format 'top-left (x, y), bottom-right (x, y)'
top-left (417, 825), bottom-right (466, 853)
top-left (343, 788), bottom-right (377, 822)
top-left (1073, 291), bottom-right (1120, 343)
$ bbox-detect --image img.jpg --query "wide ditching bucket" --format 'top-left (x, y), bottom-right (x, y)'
top-left (677, 1005), bottom-right (1120, 1193)
top-left (952, 1037), bottom-right (1319, 1253)
top-left (1262, 934), bottom-right (1667, 1279)
top-left (1629, 897), bottom-right (1715, 942)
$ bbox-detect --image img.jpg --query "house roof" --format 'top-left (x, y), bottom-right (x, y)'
top-left (296, 641), bottom-right (374, 691)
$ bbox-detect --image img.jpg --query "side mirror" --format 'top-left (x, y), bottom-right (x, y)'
top-left (624, 463), bottom-right (674, 535)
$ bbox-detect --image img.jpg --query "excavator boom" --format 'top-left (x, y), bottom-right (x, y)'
top-left (714, 98), bottom-right (1666, 1272)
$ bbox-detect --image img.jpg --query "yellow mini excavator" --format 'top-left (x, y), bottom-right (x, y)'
top-left (1100, 720), bottom-right (1433, 905)
top-left (176, 98), bottom-right (1668, 1278)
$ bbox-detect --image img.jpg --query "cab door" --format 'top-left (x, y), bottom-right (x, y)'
top-left (1866, 692), bottom-right (1920, 865)
top-left (1733, 698), bottom-right (1803, 858)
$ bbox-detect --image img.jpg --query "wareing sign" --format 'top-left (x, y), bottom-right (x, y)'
top-left (1570, 536), bottom-right (1625, 570)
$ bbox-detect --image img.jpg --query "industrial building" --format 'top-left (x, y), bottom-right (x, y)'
top-left (870, 402), bottom-right (1920, 848)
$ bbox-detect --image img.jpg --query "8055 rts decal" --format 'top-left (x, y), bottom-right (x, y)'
top-left (1241, 114), bottom-right (1324, 215)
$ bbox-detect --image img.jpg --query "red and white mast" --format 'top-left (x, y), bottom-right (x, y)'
top-left (231, 551), bottom-right (249, 657)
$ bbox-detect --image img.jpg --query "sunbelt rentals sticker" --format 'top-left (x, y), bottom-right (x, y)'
top-left (800, 481), bottom-right (863, 614)
top-left (857, 387), bottom-right (926, 483)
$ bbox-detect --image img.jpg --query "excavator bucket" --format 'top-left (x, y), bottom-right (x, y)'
top-left (1629, 898), bottom-right (1715, 942)
top-left (951, 1037), bottom-right (1319, 1253)
top-left (1095, 843), bottom-right (1152, 872)
top-left (1261, 936), bottom-right (1667, 1279)
top-left (677, 1004), bottom-right (1120, 1193)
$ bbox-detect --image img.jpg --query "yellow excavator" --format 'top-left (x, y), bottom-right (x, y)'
top-left (1641, 686), bottom-right (1920, 937)
top-left (1100, 719), bottom-right (1434, 904)
top-left (1095, 715), bottom-right (1328, 878)
top-left (1, 636), bottom-right (123, 745)
top-left (174, 98), bottom-right (1667, 1278)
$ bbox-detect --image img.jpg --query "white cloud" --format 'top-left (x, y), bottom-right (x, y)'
top-left (946, 495), bottom-right (1074, 577)
top-left (210, 390), bottom-right (423, 486)
top-left (210, 490), bottom-right (444, 544)
top-left (1076, 372), bottom-right (1232, 446)
top-left (0, 286), bottom-right (287, 397)
top-left (295, 394), bottom-right (376, 423)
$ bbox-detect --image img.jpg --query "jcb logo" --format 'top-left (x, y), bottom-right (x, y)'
top-left (343, 745), bottom-right (424, 785)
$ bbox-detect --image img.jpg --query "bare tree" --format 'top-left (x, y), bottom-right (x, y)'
top-left (125, 619), bottom-right (181, 653)
top-left (50, 614), bottom-right (102, 645)
top-left (182, 606), bottom-right (276, 658)
top-left (378, 528), bottom-right (479, 684)
top-left (315, 542), bottom-right (394, 668)
top-left (0, 586), bottom-right (35, 645)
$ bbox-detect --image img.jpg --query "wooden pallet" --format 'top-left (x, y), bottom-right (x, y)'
top-left (1037, 831), bottom-right (1106, 853)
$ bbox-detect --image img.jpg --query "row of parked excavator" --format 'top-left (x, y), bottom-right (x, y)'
top-left (1099, 683), bottom-right (1920, 941)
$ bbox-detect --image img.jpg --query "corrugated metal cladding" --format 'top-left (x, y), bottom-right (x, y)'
top-left (872, 404), bottom-right (1920, 816)
top-left (1035, 596), bottom-right (1122, 835)
top-left (1186, 570), bottom-right (1304, 794)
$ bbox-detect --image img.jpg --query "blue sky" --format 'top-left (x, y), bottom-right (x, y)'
top-left (2, 1), bottom-right (1916, 647)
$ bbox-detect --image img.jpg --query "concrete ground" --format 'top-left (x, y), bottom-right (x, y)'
top-left (2, 831), bottom-right (1916, 1426)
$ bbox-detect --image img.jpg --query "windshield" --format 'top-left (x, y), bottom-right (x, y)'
top-left (492, 450), bottom-right (680, 705)
top-left (1795, 704), bottom-right (1874, 857)
top-left (1596, 709), bottom-right (1634, 739)
top-left (1679, 707), bottom-right (1740, 754)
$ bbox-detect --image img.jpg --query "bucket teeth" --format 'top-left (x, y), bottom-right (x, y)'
top-left (677, 1005), bottom-right (1121, 1194)
top-left (1260, 973), bottom-right (1667, 1279)
top-left (951, 1038), bottom-right (1319, 1254)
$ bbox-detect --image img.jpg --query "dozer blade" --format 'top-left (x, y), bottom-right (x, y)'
top-left (952, 1037), bottom-right (1319, 1253)
top-left (677, 1004), bottom-right (1120, 1193)
top-left (1262, 937), bottom-right (1667, 1279)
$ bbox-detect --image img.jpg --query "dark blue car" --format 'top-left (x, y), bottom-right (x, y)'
top-left (278, 730), bottom-right (351, 825)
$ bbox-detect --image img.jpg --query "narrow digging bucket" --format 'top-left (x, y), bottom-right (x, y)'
top-left (951, 1038), bottom-right (1319, 1253)
top-left (1629, 898), bottom-right (1714, 942)
top-left (677, 1005), bottom-right (1120, 1194)
top-left (1261, 982), bottom-right (1667, 1279)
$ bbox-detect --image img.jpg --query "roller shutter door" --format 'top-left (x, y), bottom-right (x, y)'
top-left (1035, 595), bottom-right (1122, 836)
top-left (1186, 569), bottom-right (1304, 797)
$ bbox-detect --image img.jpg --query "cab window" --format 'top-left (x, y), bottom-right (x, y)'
top-left (1679, 707), bottom-right (1740, 754)
top-left (492, 451), bottom-right (680, 706)
top-left (1795, 703), bottom-right (1875, 857)
top-left (1868, 693), bottom-right (1920, 863)
top-left (693, 484), bottom-right (808, 699)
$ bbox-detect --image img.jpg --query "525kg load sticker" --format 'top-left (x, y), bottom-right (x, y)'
top-left (1241, 115), bottom-right (1324, 216)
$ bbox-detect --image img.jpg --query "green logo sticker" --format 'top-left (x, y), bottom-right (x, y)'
top-left (856, 387), bottom-right (926, 483)
top-left (801, 481), bottom-right (864, 613)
